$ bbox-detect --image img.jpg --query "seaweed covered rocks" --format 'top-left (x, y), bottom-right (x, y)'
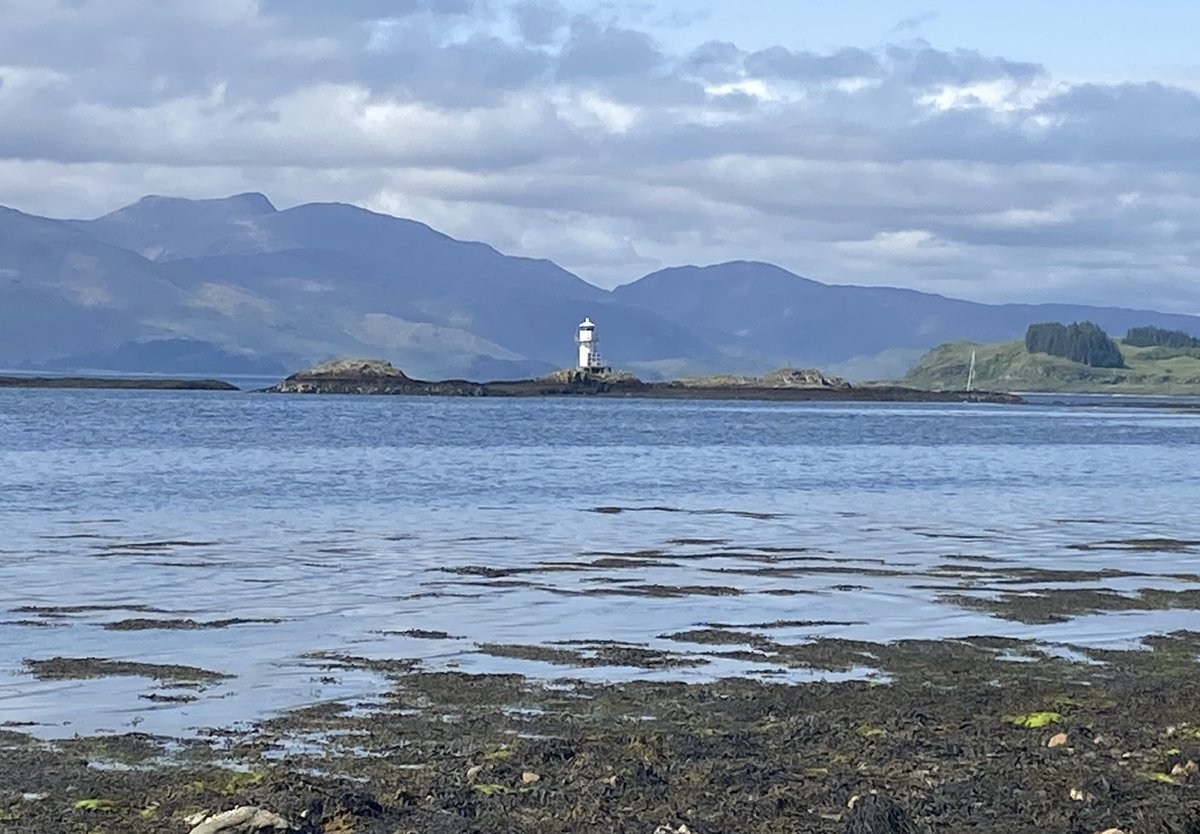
top-left (844, 794), bottom-right (920, 834)
top-left (4, 633), bottom-right (1200, 832)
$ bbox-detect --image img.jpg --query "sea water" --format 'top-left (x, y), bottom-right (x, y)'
top-left (1, 389), bottom-right (1197, 737)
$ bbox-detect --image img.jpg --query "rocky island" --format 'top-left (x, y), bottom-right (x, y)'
top-left (266, 359), bottom-right (1023, 404)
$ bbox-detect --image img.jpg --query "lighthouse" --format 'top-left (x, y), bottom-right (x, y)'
top-left (575, 317), bottom-right (609, 373)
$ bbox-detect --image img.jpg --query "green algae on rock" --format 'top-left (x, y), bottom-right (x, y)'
top-left (24, 656), bottom-right (231, 684)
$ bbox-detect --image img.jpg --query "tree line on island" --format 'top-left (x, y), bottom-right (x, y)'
top-left (1123, 326), bottom-right (1200, 351)
top-left (1024, 322), bottom-right (1126, 367)
top-left (1024, 323), bottom-right (1200, 367)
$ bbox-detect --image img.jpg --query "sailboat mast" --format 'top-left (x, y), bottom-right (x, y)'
top-left (966, 350), bottom-right (977, 393)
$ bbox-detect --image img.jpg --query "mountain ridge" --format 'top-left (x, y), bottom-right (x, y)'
top-left (4, 193), bottom-right (1200, 380)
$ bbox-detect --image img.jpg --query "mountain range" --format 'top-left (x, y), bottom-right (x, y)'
top-left (3, 192), bottom-right (1199, 381)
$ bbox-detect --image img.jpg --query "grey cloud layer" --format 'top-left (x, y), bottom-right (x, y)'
top-left (0, 0), bottom-right (1197, 309)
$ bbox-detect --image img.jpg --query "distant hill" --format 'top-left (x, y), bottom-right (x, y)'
top-left (0, 205), bottom-right (242, 366)
top-left (5, 194), bottom-right (726, 379)
top-left (903, 339), bottom-right (1200, 394)
top-left (5, 194), bottom-right (1200, 379)
top-left (613, 261), bottom-right (1200, 379)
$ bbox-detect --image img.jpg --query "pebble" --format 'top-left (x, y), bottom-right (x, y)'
top-left (522, 771), bottom-right (542, 784)
top-left (186, 806), bottom-right (292, 834)
top-left (1171, 759), bottom-right (1197, 778)
top-left (1048, 732), bottom-right (1069, 748)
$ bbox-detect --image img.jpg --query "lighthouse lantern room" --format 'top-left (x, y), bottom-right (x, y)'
top-left (575, 317), bottom-right (609, 373)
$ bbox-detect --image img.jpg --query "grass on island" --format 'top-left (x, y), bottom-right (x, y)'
top-left (902, 340), bottom-right (1200, 394)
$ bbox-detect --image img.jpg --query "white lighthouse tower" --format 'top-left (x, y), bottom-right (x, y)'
top-left (575, 317), bottom-right (609, 374)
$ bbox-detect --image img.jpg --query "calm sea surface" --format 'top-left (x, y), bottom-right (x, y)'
top-left (1, 390), bottom-right (1198, 737)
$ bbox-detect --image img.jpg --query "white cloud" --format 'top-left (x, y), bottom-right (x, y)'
top-left (704, 79), bottom-right (773, 100)
top-left (972, 204), bottom-right (1076, 229)
top-left (840, 230), bottom-right (962, 263)
top-left (0, 0), bottom-right (1197, 308)
top-left (0, 65), bottom-right (68, 92)
top-left (554, 90), bottom-right (641, 133)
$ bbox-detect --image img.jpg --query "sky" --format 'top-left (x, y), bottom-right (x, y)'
top-left (1, 0), bottom-right (1199, 311)
top-left (657, 2), bottom-right (1200, 81)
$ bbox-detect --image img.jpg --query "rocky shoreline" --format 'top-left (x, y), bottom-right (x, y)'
top-left (0, 375), bottom-right (238, 391)
top-left (264, 360), bottom-right (1024, 404)
top-left (2, 632), bottom-right (1198, 833)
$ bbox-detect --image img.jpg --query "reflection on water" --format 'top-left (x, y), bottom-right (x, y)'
top-left (1, 390), bottom-right (1198, 737)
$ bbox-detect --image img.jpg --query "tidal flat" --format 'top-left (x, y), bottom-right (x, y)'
top-left (3, 632), bottom-right (1200, 833)
top-left (4, 528), bottom-right (1200, 832)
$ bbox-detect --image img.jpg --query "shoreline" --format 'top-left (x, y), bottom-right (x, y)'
top-left (3, 632), bottom-right (1197, 833)
top-left (0, 375), bottom-right (239, 391)
top-left (10, 366), bottom-right (1200, 407)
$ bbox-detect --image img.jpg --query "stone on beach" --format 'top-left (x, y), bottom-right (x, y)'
top-left (186, 806), bottom-right (292, 834)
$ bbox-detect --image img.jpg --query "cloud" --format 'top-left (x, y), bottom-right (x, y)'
top-left (683, 40), bottom-right (743, 82)
top-left (890, 11), bottom-right (938, 34)
top-left (886, 43), bottom-right (1045, 87)
top-left (0, 0), bottom-right (1197, 313)
top-left (744, 46), bottom-right (881, 82)
top-left (556, 18), bottom-right (664, 80)
top-left (260, 0), bottom-right (476, 23)
top-left (511, 0), bottom-right (567, 45)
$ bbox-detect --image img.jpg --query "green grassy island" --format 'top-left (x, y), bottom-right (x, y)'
top-left (904, 335), bottom-right (1200, 394)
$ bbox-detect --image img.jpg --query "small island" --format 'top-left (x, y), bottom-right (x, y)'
top-left (265, 359), bottom-right (1023, 404)
top-left (0, 375), bottom-right (238, 391)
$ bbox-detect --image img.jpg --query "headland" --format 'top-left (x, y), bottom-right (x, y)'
top-left (0, 375), bottom-right (239, 391)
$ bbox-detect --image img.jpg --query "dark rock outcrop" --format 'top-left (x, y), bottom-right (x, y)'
top-left (761, 367), bottom-right (851, 389)
top-left (267, 361), bottom-right (648, 397)
top-left (266, 360), bottom-right (483, 396)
